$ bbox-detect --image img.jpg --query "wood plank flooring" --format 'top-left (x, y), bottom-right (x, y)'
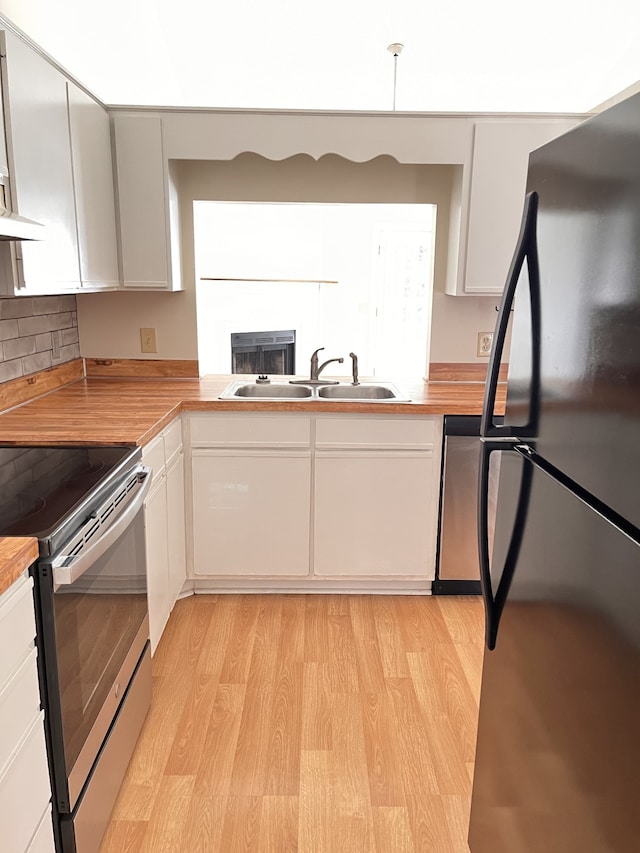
top-left (100, 594), bottom-right (484, 853)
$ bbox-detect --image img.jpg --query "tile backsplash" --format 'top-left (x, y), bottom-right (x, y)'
top-left (0, 295), bottom-right (79, 383)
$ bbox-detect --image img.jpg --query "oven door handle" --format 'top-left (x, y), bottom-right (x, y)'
top-left (51, 466), bottom-right (152, 586)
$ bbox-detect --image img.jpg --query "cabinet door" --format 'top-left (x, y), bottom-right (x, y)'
top-left (1, 31), bottom-right (80, 292)
top-left (192, 452), bottom-right (311, 577)
top-left (67, 82), bottom-right (119, 290)
top-left (462, 120), bottom-right (579, 295)
top-left (144, 476), bottom-right (171, 654)
top-left (166, 452), bottom-right (187, 604)
top-left (113, 115), bottom-right (182, 290)
top-left (0, 714), bottom-right (51, 853)
top-left (27, 807), bottom-right (55, 853)
top-left (314, 453), bottom-right (438, 578)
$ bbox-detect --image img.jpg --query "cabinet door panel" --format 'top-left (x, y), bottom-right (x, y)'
top-left (0, 714), bottom-right (51, 853)
top-left (27, 807), bottom-right (55, 853)
top-left (0, 573), bottom-right (36, 690)
top-left (314, 454), bottom-right (437, 578)
top-left (2, 31), bottom-right (80, 291)
top-left (113, 115), bottom-right (170, 289)
top-left (192, 453), bottom-right (311, 577)
top-left (67, 83), bottom-right (119, 289)
top-left (144, 478), bottom-right (170, 654)
top-left (166, 453), bottom-right (187, 603)
top-left (0, 648), bottom-right (40, 777)
top-left (463, 120), bottom-right (578, 294)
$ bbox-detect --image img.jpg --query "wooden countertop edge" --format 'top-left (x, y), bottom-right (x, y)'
top-left (0, 538), bottom-right (39, 597)
top-left (136, 403), bottom-right (186, 446)
top-left (0, 375), bottom-right (504, 447)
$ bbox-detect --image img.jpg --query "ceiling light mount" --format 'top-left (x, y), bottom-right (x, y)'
top-left (387, 43), bottom-right (404, 110)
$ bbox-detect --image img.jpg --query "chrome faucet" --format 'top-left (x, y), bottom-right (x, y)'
top-left (349, 352), bottom-right (359, 386)
top-left (312, 347), bottom-right (345, 380)
top-left (290, 347), bottom-right (344, 385)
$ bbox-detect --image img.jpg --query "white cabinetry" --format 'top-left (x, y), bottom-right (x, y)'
top-left (113, 114), bottom-right (183, 291)
top-left (67, 82), bottom-right (119, 290)
top-left (0, 572), bottom-right (55, 853)
top-left (0, 30), bottom-right (80, 293)
top-left (447, 118), bottom-right (581, 295)
top-left (0, 30), bottom-right (119, 295)
top-left (191, 415), bottom-right (312, 578)
top-left (166, 446), bottom-right (187, 603)
top-left (314, 417), bottom-right (440, 579)
top-left (189, 412), bottom-right (442, 588)
top-left (142, 417), bottom-right (187, 653)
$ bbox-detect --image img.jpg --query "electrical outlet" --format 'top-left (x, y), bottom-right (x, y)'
top-left (477, 331), bottom-right (493, 357)
top-left (140, 327), bottom-right (157, 353)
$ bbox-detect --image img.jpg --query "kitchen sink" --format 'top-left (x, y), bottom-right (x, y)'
top-left (218, 379), bottom-right (410, 402)
top-left (226, 383), bottom-right (313, 398)
top-left (318, 384), bottom-right (400, 400)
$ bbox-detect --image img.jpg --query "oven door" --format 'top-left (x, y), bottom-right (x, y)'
top-left (33, 465), bottom-right (152, 815)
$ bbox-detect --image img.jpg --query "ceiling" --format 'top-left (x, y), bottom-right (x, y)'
top-left (1, 0), bottom-right (638, 113)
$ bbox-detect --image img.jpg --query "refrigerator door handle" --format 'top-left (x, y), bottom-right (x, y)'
top-left (481, 191), bottom-right (541, 439)
top-left (478, 441), bottom-right (534, 649)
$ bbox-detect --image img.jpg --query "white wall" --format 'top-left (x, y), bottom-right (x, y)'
top-left (76, 289), bottom-right (197, 360)
top-left (77, 153), bottom-right (500, 370)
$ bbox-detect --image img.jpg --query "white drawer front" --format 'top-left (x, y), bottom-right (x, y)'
top-left (315, 416), bottom-right (437, 450)
top-left (0, 713), bottom-right (51, 853)
top-left (0, 574), bottom-right (36, 693)
top-left (190, 414), bottom-right (311, 449)
top-left (0, 648), bottom-right (41, 777)
top-left (27, 806), bottom-right (55, 853)
top-left (163, 416), bottom-right (183, 465)
top-left (142, 432), bottom-right (165, 479)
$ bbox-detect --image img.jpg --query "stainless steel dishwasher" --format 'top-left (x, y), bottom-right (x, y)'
top-left (433, 415), bottom-right (501, 594)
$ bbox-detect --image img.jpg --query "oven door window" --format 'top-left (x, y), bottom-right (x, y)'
top-left (53, 509), bottom-right (148, 782)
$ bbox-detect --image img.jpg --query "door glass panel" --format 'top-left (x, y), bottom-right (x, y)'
top-left (54, 514), bottom-right (147, 773)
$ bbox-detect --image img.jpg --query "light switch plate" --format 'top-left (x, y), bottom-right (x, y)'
top-left (140, 327), bottom-right (157, 353)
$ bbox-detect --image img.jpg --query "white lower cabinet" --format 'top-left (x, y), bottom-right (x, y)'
top-left (166, 452), bottom-right (187, 602)
top-left (142, 417), bottom-right (187, 653)
top-left (314, 453), bottom-right (436, 578)
top-left (0, 572), bottom-right (54, 853)
top-left (144, 471), bottom-right (171, 654)
top-left (27, 808), bottom-right (56, 853)
top-left (189, 412), bottom-right (442, 587)
top-left (192, 452), bottom-right (311, 577)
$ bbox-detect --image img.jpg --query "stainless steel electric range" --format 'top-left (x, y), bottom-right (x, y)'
top-left (0, 444), bottom-right (152, 853)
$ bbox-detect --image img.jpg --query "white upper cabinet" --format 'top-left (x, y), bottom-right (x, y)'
top-left (0, 30), bottom-right (80, 293)
top-left (446, 118), bottom-right (581, 295)
top-left (67, 82), bottom-right (119, 290)
top-left (113, 114), bottom-right (183, 291)
top-left (0, 30), bottom-right (119, 295)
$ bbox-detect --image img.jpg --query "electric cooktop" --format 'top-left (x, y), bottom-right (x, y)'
top-left (0, 445), bottom-right (141, 553)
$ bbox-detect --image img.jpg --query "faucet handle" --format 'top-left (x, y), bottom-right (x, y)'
top-left (311, 347), bottom-right (324, 360)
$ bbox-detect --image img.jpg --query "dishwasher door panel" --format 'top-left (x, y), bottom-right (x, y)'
top-left (438, 435), bottom-right (500, 582)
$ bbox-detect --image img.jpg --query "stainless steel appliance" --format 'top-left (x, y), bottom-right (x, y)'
top-left (470, 93), bottom-right (640, 851)
top-left (0, 444), bottom-right (152, 853)
top-left (433, 415), bottom-right (500, 595)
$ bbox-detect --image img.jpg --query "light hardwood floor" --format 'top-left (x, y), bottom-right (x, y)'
top-left (100, 594), bottom-right (484, 853)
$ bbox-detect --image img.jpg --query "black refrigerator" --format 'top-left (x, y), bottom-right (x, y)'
top-left (469, 92), bottom-right (640, 852)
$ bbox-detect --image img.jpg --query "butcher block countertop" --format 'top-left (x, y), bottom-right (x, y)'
top-left (0, 372), bottom-right (504, 588)
top-left (0, 538), bottom-right (39, 597)
top-left (0, 374), bottom-right (504, 447)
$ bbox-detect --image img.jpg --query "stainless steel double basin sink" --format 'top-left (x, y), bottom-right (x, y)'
top-left (219, 379), bottom-right (411, 402)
